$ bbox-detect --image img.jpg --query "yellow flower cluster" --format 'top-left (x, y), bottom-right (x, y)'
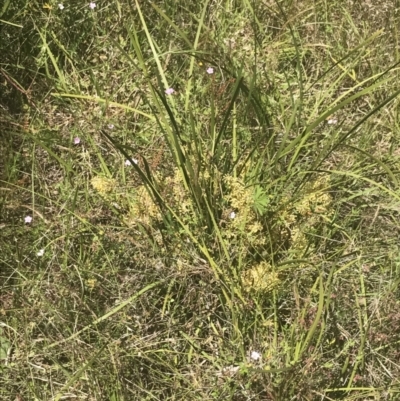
top-left (91, 176), bottom-right (117, 194)
top-left (128, 185), bottom-right (161, 226)
top-left (294, 175), bottom-right (332, 217)
top-left (241, 261), bottom-right (280, 293)
top-left (282, 175), bottom-right (332, 260)
top-left (223, 175), bottom-right (265, 246)
top-left (239, 175), bottom-right (332, 293)
top-left (125, 168), bottom-right (196, 228)
top-left (165, 168), bottom-right (196, 217)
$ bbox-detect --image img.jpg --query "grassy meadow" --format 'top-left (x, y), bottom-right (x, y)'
top-left (2, 0), bottom-right (400, 399)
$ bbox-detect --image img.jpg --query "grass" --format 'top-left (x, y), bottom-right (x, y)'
top-left (2, 0), bottom-right (400, 400)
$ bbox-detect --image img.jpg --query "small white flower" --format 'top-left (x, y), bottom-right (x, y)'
top-left (24, 216), bottom-right (32, 223)
top-left (89, 2), bottom-right (96, 9)
top-left (58, 4), bottom-right (64, 9)
top-left (250, 351), bottom-right (261, 361)
top-left (73, 137), bottom-right (81, 145)
top-left (37, 249), bottom-right (45, 257)
top-left (165, 87), bottom-right (175, 95)
top-left (327, 118), bottom-right (338, 125)
top-left (125, 158), bottom-right (138, 166)
top-left (206, 67), bottom-right (214, 74)
top-left (107, 124), bottom-right (115, 129)
top-left (229, 211), bottom-right (236, 219)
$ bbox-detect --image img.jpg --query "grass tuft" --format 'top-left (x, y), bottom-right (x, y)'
top-left (2, 1), bottom-right (400, 400)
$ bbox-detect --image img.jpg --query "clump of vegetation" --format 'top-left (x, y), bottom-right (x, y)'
top-left (2, 1), bottom-right (400, 400)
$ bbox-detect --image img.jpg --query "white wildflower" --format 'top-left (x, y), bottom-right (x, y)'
top-left (250, 351), bottom-right (261, 361)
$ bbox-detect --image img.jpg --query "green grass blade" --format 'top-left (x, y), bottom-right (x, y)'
top-left (46, 281), bottom-right (162, 349)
